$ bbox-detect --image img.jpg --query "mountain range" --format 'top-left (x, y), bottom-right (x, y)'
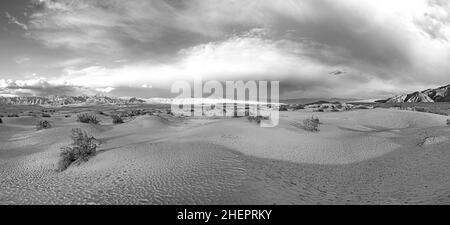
top-left (0, 95), bottom-right (145, 106)
top-left (378, 84), bottom-right (450, 103)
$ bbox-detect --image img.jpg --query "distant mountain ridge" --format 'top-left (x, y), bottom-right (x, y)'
top-left (378, 84), bottom-right (450, 103)
top-left (0, 95), bottom-right (145, 106)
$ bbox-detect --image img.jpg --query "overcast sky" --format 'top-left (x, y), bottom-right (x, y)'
top-left (0, 0), bottom-right (449, 99)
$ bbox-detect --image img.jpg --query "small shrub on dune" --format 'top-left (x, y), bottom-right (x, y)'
top-left (111, 115), bottom-right (124, 124)
top-left (166, 109), bottom-right (174, 116)
top-left (42, 113), bottom-right (51, 118)
top-left (293, 105), bottom-right (305, 110)
top-left (248, 115), bottom-right (270, 124)
top-left (302, 116), bottom-right (320, 132)
top-left (58, 128), bottom-right (99, 171)
top-left (36, 120), bottom-right (52, 130)
top-left (77, 113), bottom-right (100, 124)
top-left (279, 105), bottom-right (288, 111)
top-left (414, 107), bottom-right (427, 112)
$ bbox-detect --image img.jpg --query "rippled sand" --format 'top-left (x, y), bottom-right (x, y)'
top-left (1, 109), bottom-right (450, 204)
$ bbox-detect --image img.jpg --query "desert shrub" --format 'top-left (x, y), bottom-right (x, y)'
top-left (248, 115), bottom-right (270, 124)
top-left (0, 118), bottom-right (2, 124)
top-left (313, 109), bottom-right (324, 112)
top-left (279, 105), bottom-right (288, 111)
top-left (58, 128), bottom-right (98, 171)
top-left (131, 109), bottom-right (146, 116)
top-left (111, 115), bottom-right (124, 124)
top-left (302, 116), bottom-right (320, 132)
top-left (65, 115), bottom-right (71, 118)
top-left (42, 113), bottom-right (51, 118)
top-left (293, 105), bottom-right (305, 110)
top-left (447, 119), bottom-right (450, 126)
top-left (8, 114), bottom-right (19, 118)
top-left (414, 107), bottom-right (427, 112)
top-left (36, 120), bottom-right (52, 130)
top-left (355, 105), bottom-right (371, 110)
top-left (77, 113), bottom-right (100, 124)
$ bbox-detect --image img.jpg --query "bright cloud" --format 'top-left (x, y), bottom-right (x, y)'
top-left (0, 0), bottom-right (449, 98)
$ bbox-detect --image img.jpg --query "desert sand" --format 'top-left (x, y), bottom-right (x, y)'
top-left (1, 108), bottom-right (450, 204)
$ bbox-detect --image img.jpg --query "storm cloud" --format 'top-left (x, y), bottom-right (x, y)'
top-left (1, 0), bottom-right (449, 98)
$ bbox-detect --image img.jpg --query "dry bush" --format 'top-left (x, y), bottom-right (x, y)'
top-left (111, 114), bottom-right (124, 124)
top-left (279, 105), bottom-right (288, 111)
top-left (42, 113), bottom-right (51, 118)
top-left (58, 128), bottom-right (99, 171)
top-left (98, 111), bottom-right (108, 116)
top-left (77, 113), bottom-right (100, 124)
top-left (414, 107), bottom-right (427, 112)
top-left (36, 120), bottom-right (52, 130)
top-left (248, 115), bottom-right (270, 124)
top-left (302, 116), bottom-right (320, 132)
top-left (293, 105), bottom-right (305, 110)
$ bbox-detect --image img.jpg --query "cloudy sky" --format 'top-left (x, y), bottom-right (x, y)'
top-left (0, 0), bottom-right (449, 99)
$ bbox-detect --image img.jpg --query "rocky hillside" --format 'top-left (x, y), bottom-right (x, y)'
top-left (0, 96), bottom-right (145, 106)
top-left (378, 84), bottom-right (450, 103)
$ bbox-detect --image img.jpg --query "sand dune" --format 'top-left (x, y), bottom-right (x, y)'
top-left (1, 109), bottom-right (450, 204)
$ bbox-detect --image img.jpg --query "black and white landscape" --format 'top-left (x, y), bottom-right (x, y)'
top-left (1, 0), bottom-right (450, 205)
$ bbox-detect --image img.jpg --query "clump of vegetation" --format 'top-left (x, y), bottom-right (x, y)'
top-left (0, 118), bottom-right (2, 124)
top-left (447, 119), bottom-right (450, 126)
top-left (117, 109), bottom-right (147, 117)
top-left (111, 115), bottom-right (124, 124)
top-left (77, 113), bottom-right (101, 124)
top-left (279, 105), bottom-right (288, 111)
top-left (42, 113), bottom-right (51, 118)
top-left (58, 128), bottom-right (99, 171)
top-left (65, 115), bottom-right (71, 118)
top-left (166, 109), bottom-right (174, 116)
top-left (302, 116), bottom-right (320, 132)
top-left (248, 115), bottom-right (270, 124)
top-left (414, 107), bottom-right (427, 112)
top-left (36, 120), bottom-right (52, 130)
top-left (355, 105), bottom-right (371, 110)
top-left (291, 104), bottom-right (305, 110)
top-left (8, 114), bottom-right (19, 118)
